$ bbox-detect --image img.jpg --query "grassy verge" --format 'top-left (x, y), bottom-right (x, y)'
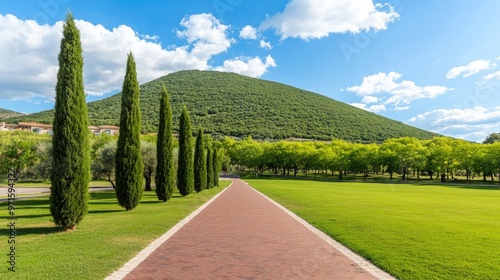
top-left (239, 171), bottom-right (500, 186)
top-left (0, 181), bottom-right (231, 279)
top-left (247, 179), bottom-right (500, 279)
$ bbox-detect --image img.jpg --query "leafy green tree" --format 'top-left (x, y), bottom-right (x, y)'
top-left (206, 146), bottom-right (214, 189)
top-left (155, 85), bottom-right (176, 201)
top-left (177, 106), bottom-right (194, 196)
top-left (91, 141), bottom-right (117, 189)
top-left (50, 13), bottom-right (91, 231)
top-left (472, 144), bottom-right (495, 181)
top-left (115, 52), bottom-right (144, 210)
top-left (0, 131), bottom-right (42, 176)
top-left (452, 140), bottom-right (477, 183)
top-left (483, 133), bottom-right (500, 144)
top-left (29, 140), bottom-right (53, 180)
top-left (424, 137), bottom-right (452, 182)
top-left (194, 128), bottom-right (207, 192)
top-left (142, 141), bottom-right (157, 191)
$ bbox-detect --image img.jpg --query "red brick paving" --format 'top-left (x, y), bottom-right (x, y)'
top-left (123, 180), bottom-right (378, 279)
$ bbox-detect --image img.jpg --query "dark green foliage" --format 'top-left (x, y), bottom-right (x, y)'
top-left (155, 85), bottom-right (176, 201)
top-left (206, 147), bottom-right (214, 189)
top-left (7, 70), bottom-right (437, 142)
top-left (213, 147), bottom-right (221, 187)
top-left (115, 52), bottom-right (144, 210)
top-left (483, 133), bottom-right (500, 144)
top-left (194, 128), bottom-right (207, 193)
top-left (50, 13), bottom-right (90, 230)
top-left (177, 106), bottom-right (194, 196)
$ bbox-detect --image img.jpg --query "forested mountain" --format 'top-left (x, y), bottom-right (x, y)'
top-left (5, 70), bottom-right (437, 142)
top-left (0, 108), bottom-right (25, 120)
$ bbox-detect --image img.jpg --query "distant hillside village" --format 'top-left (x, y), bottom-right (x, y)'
top-left (0, 122), bottom-right (119, 136)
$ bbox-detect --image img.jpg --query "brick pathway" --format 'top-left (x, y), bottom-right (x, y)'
top-left (111, 180), bottom-right (394, 279)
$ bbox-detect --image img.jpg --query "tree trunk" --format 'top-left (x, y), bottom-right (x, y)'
top-left (144, 175), bottom-right (152, 191)
top-left (108, 176), bottom-right (116, 190)
top-left (441, 173), bottom-right (446, 183)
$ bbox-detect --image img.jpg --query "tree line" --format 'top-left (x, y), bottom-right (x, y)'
top-left (223, 136), bottom-right (500, 183)
top-left (0, 13), bottom-right (222, 231)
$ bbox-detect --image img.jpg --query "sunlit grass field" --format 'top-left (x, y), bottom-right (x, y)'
top-left (0, 181), bottom-right (230, 280)
top-left (247, 179), bottom-right (500, 280)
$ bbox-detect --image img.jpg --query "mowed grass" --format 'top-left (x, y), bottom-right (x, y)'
top-left (0, 181), bottom-right (231, 280)
top-left (246, 179), bottom-right (500, 280)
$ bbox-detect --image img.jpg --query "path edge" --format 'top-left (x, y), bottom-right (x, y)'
top-left (105, 182), bottom-right (234, 280)
top-left (243, 180), bottom-right (396, 280)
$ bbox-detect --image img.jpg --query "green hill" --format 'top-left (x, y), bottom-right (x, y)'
top-left (0, 108), bottom-right (25, 120)
top-left (5, 70), bottom-right (437, 142)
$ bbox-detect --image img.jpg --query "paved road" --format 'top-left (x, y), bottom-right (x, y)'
top-left (112, 179), bottom-right (393, 279)
top-left (0, 186), bottom-right (114, 202)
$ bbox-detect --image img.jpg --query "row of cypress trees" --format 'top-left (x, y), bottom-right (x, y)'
top-left (194, 128), bottom-right (222, 193)
top-left (50, 13), bottom-right (221, 231)
top-left (178, 108), bottom-right (222, 195)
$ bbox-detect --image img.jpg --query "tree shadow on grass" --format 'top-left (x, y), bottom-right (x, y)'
top-left (441, 184), bottom-right (500, 191)
top-left (88, 201), bottom-right (119, 205)
top-left (140, 201), bottom-right (164, 204)
top-left (0, 226), bottom-right (62, 236)
top-left (15, 213), bottom-right (52, 219)
top-left (89, 192), bottom-right (117, 200)
top-left (88, 209), bottom-right (123, 214)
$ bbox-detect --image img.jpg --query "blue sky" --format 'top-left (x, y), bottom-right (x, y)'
top-left (1, 0), bottom-right (500, 142)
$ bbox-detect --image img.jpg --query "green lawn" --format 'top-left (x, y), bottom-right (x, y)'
top-left (0, 181), bottom-right (231, 279)
top-left (246, 179), bottom-right (500, 280)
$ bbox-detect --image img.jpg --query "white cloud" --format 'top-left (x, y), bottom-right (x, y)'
top-left (394, 106), bottom-right (409, 111)
top-left (483, 71), bottom-right (500, 80)
top-left (350, 103), bottom-right (367, 110)
top-left (446, 59), bottom-right (496, 79)
top-left (140, 34), bottom-right (159, 42)
top-left (239, 25), bottom-right (258, 39)
top-left (176, 13), bottom-right (234, 61)
top-left (368, 104), bottom-right (386, 112)
top-left (361, 96), bottom-right (378, 104)
top-left (215, 55), bottom-right (277, 77)
top-left (260, 0), bottom-right (399, 40)
top-left (259, 40), bottom-right (272, 49)
top-left (0, 13), bottom-right (274, 102)
top-left (346, 72), bottom-right (452, 107)
top-left (349, 102), bottom-right (385, 113)
top-left (408, 106), bottom-right (500, 142)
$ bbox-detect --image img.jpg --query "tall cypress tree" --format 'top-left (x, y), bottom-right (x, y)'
top-left (206, 146), bottom-right (214, 189)
top-left (213, 147), bottom-right (220, 187)
top-left (155, 84), bottom-right (175, 202)
top-left (115, 52), bottom-right (144, 210)
top-left (50, 12), bottom-right (90, 231)
top-left (194, 128), bottom-right (207, 193)
top-left (177, 106), bottom-right (194, 196)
